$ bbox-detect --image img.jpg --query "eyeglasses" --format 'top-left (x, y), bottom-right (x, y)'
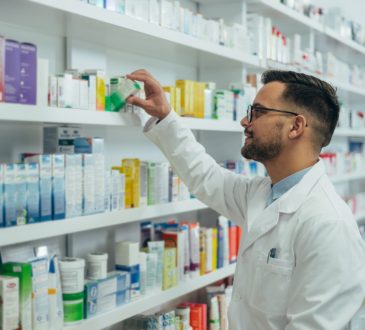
top-left (246, 105), bottom-right (300, 123)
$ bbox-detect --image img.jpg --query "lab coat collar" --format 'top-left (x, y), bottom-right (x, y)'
top-left (240, 159), bottom-right (325, 255)
top-left (277, 159), bottom-right (325, 214)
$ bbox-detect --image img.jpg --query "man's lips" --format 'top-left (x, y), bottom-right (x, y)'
top-left (244, 130), bottom-right (253, 139)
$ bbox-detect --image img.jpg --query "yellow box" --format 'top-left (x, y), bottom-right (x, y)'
top-left (212, 228), bottom-right (218, 271)
top-left (163, 86), bottom-right (175, 112)
top-left (176, 80), bottom-right (194, 117)
top-left (84, 70), bottom-right (105, 111)
top-left (194, 82), bottom-right (205, 119)
top-left (163, 247), bottom-right (177, 290)
top-left (199, 228), bottom-right (206, 275)
top-left (175, 87), bottom-right (181, 115)
top-left (121, 159), bottom-right (140, 208)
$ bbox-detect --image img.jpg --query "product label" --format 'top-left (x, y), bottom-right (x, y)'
top-left (63, 300), bottom-right (83, 323)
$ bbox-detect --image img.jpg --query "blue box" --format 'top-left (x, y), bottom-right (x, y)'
top-left (26, 163), bottom-right (40, 223)
top-left (51, 155), bottom-right (65, 220)
top-left (14, 164), bottom-right (27, 225)
top-left (115, 264), bottom-right (140, 301)
top-left (84, 271), bottom-right (130, 302)
top-left (4, 164), bottom-right (16, 227)
top-left (25, 155), bottom-right (52, 221)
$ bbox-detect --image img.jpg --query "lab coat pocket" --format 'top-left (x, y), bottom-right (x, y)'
top-left (250, 252), bottom-right (294, 315)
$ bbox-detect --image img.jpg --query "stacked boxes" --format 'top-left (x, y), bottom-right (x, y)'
top-left (115, 241), bottom-right (140, 301)
top-left (84, 271), bottom-right (130, 319)
top-left (75, 138), bottom-right (105, 213)
top-left (43, 126), bottom-right (82, 154)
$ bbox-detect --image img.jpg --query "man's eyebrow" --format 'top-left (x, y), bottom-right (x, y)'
top-left (252, 102), bottom-right (266, 108)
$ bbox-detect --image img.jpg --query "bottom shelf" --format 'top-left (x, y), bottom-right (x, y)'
top-left (68, 264), bottom-right (236, 330)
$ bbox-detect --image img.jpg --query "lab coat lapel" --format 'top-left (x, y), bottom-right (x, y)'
top-left (240, 203), bottom-right (279, 254)
top-left (239, 160), bottom-right (326, 255)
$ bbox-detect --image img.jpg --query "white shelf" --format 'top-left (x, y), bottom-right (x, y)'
top-left (323, 27), bottom-right (365, 57)
top-left (0, 199), bottom-right (208, 247)
top-left (247, 0), bottom-right (365, 59)
top-left (355, 212), bottom-right (365, 224)
top-left (334, 128), bottom-right (365, 138)
top-left (67, 264), bottom-right (236, 330)
top-left (246, 0), bottom-right (323, 34)
top-left (24, 0), bottom-right (260, 69)
top-left (265, 60), bottom-right (365, 101)
top-left (331, 173), bottom-right (365, 185)
top-left (0, 104), bottom-right (143, 127)
top-left (0, 104), bottom-right (244, 132)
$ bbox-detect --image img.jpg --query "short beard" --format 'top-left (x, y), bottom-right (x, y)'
top-left (241, 123), bottom-right (283, 162)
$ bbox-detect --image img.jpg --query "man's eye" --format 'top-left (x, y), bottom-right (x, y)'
top-left (254, 109), bottom-right (266, 118)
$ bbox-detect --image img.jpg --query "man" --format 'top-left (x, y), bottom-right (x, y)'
top-left (127, 69), bottom-right (365, 329)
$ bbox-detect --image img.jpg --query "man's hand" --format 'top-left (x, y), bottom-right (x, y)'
top-left (127, 69), bottom-right (171, 120)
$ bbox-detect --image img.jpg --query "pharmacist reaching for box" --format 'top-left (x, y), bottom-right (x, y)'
top-left (127, 69), bottom-right (365, 330)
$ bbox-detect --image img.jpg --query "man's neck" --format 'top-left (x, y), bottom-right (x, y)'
top-left (264, 156), bottom-right (318, 185)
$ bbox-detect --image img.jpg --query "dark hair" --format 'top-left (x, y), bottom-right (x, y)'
top-left (261, 70), bottom-right (340, 148)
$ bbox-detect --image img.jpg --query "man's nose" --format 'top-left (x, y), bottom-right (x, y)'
top-left (241, 116), bottom-right (249, 128)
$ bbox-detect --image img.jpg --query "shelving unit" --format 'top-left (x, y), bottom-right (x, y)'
top-left (246, 0), bottom-right (365, 60)
top-left (25, 0), bottom-right (261, 69)
top-left (67, 264), bottom-right (236, 330)
top-left (1, 0), bottom-right (365, 328)
top-left (0, 199), bottom-right (208, 247)
top-left (331, 173), bottom-right (365, 185)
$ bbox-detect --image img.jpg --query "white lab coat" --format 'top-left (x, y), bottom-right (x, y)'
top-left (144, 111), bottom-right (365, 330)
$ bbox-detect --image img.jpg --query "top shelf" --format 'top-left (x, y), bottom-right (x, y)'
top-left (0, 1), bottom-right (362, 100)
top-left (18, 0), bottom-right (365, 67)
top-left (246, 0), bottom-right (365, 62)
top-left (18, 0), bottom-right (260, 70)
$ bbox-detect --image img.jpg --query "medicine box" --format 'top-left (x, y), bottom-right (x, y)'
top-left (43, 126), bottom-right (82, 154)
top-left (84, 271), bottom-right (130, 301)
top-left (0, 35), bottom-right (5, 102)
top-left (4, 39), bottom-right (20, 103)
top-left (0, 275), bottom-right (19, 330)
top-left (1, 262), bottom-right (32, 330)
top-left (115, 241), bottom-right (140, 266)
top-left (115, 264), bottom-right (140, 301)
top-left (25, 155), bottom-right (52, 221)
top-left (19, 42), bottom-right (37, 105)
top-left (84, 288), bottom-right (130, 319)
top-left (74, 137), bottom-right (104, 154)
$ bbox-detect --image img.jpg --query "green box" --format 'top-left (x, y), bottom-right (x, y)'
top-left (1, 262), bottom-right (32, 330)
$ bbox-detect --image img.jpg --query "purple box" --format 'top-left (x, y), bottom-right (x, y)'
top-left (0, 35), bottom-right (4, 102)
top-left (4, 39), bottom-right (20, 103)
top-left (19, 42), bottom-right (37, 105)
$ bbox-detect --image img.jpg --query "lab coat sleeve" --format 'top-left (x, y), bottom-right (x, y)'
top-left (144, 111), bottom-right (250, 225)
top-left (286, 216), bottom-right (365, 330)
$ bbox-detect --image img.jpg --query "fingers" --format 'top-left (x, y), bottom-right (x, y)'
top-left (127, 69), bottom-right (155, 84)
top-left (127, 95), bottom-right (150, 110)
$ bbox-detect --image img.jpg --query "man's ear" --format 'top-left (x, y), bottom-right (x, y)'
top-left (288, 115), bottom-right (306, 139)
